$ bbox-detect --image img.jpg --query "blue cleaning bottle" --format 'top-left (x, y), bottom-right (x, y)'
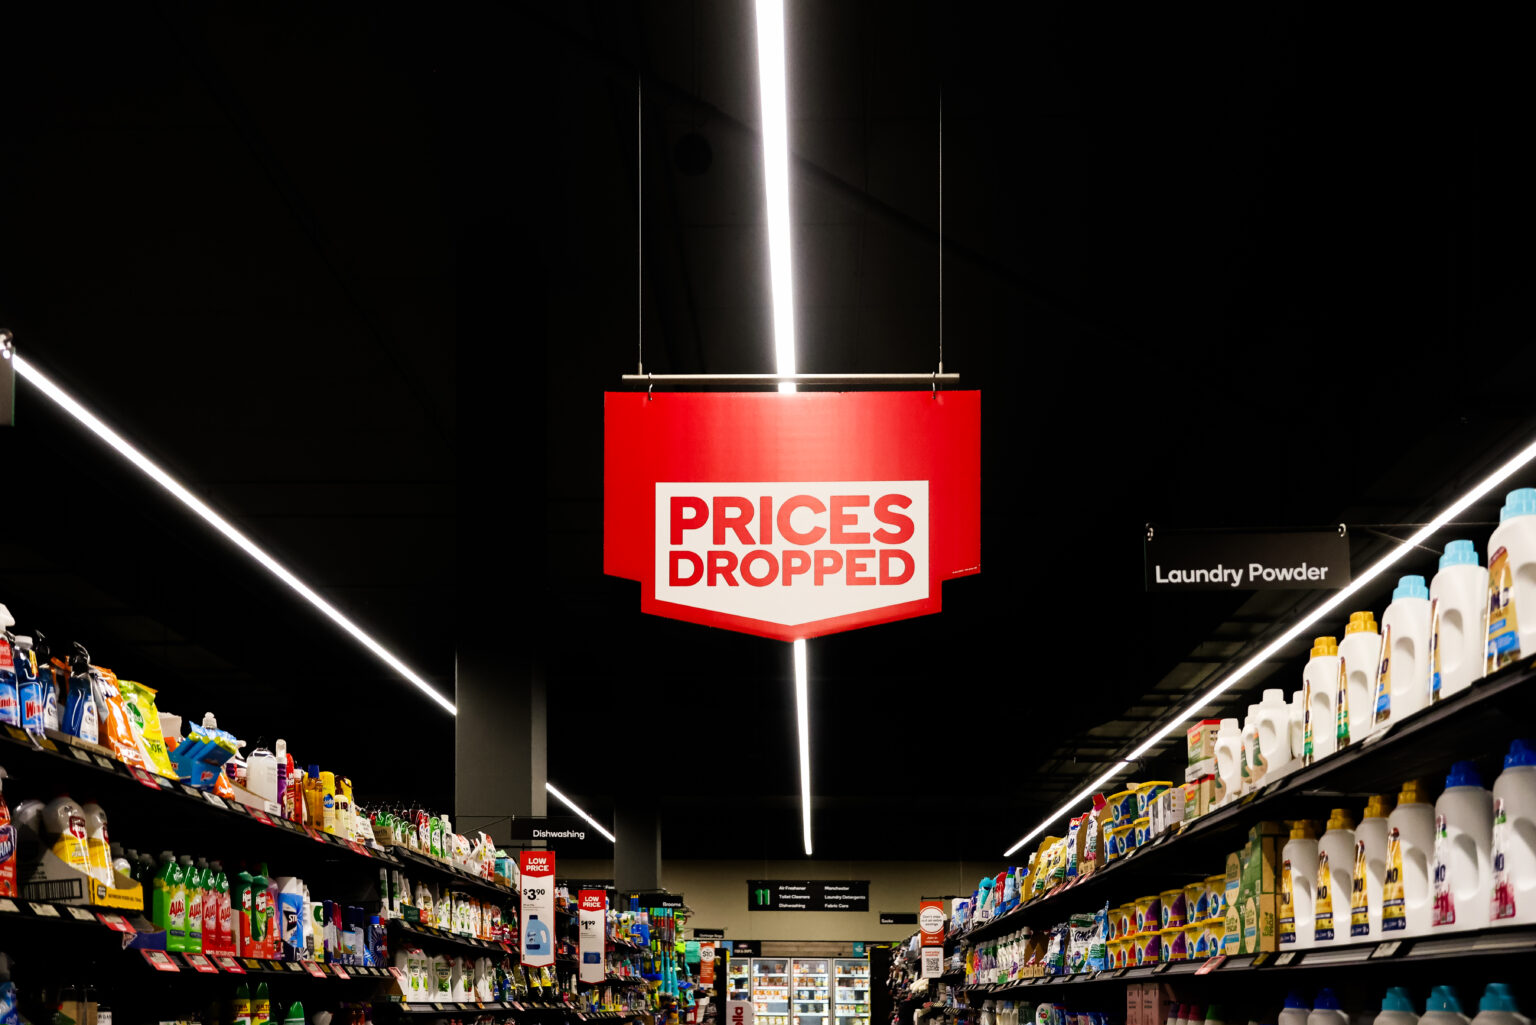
top-left (14, 635), bottom-right (44, 736)
top-left (63, 643), bottom-right (99, 743)
top-left (36, 632), bottom-right (59, 731)
top-left (0, 604), bottom-right (19, 728)
top-left (525, 913), bottom-right (550, 955)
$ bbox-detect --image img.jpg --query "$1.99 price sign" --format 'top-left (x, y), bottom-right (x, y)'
top-left (519, 851), bottom-right (556, 968)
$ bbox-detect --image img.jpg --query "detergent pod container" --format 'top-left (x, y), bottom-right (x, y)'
top-left (1310, 988), bottom-right (1349, 1025)
top-left (1423, 987), bottom-right (1471, 1025)
top-left (1486, 487), bottom-right (1536, 674)
top-left (1339, 611), bottom-right (1380, 746)
top-left (1279, 993), bottom-right (1310, 1025)
top-left (1384, 780), bottom-right (1435, 936)
top-left (1313, 809), bottom-right (1356, 943)
top-left (1280, 821), bottom-right (1318, 949)
top-left (1375, 575), bottom-right (1432, 729)
top-left (1432, 761), bottom-right (1492, 932)
top-left (1471, 985), bottom-right (1525, 1025)
top-left (1257, 688), bottom-right (1296, 780)
top-left (1213, 718), bottom-right (1243, 807)
top-left (1376, 988), bottom-right (1420, 1025)
top-left (1350, 794), bottom-right (1394, 940)
top-left (1429, 540), bottom-right (1488, 701)
top-left (1304, 637), bottom-right (1341, 762)
top-left (1491, 738), bottom-right (1536, 924)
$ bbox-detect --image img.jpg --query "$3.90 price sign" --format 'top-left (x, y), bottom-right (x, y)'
top-left (519, 851), bottom-right (556, 968)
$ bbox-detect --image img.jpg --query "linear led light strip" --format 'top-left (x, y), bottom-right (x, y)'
top-left (1003, 432), bottom-right (1536, 856)
top-left (755, 0), bottom-right (813, 856)
top-left (546, 781), bottom-right (616, 843)
top-left (10, 353), bottom-right (458, 716)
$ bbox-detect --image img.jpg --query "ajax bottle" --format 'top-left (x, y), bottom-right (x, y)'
top-left (1429, 540), bottom-right (1488, 700)
top-left (1490, 738), bottom-right (1536, 924)
top-left (1213, 718), bottom-right (1242, 807)
top-left (1313, 808), bottom-right (1356, 943)
top-left (1350, 794), bottom-right (1394, 940)
top-left (1375, 988), bottom-right (1420, 1025)
top-left (1375, 575), bottom-right (1432, 729)
top-left (1279, 821), bottom-right (1318, 949)
top-left (1383, 780), bottom-right (1435, 936)
top-left (1432, 761), bottom-right (1492, 932)
top-left (1486, 487), bottom-right (1536, 674)
top-left (1471, 985), bottom-right (1525, 1025)
top-left (1310, 989), bottom-right (1349, 1025)
top-left (182, 856), bottom-right (204, 954)
top-left (1304, 638), bottom-right (1341, 761)
top-left (1338, 611), bottom-right (1380, 746)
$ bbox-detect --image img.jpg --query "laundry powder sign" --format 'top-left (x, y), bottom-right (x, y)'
top-left (1144, 529), bottom-right (1350, 592)
top-left (605, 392), bottom-right (980, 641)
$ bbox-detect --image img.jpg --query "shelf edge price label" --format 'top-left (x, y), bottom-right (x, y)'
top-left (29, 902), bottom-right (60, 918)
top-left (142, 950), bottom-right (181, 972)
top-left (67, 905), bottom-right (97, 922)
top-left (217, 956), bottom-right (246, 974)
top-left (332, 964), bottom-right (351, 979)
top-left (1194, 955), bottom-right (1226, 976)
top-left (304, 962), bottom-right (327, 978)
top-left (1369, 941), bottom-right (1404, 960)
top-left (251, 809), bottom-right (275, 827)
top-left (185, 954), bottom-right (220, 974)
top-left (0, 899), bottom-right (18, 915)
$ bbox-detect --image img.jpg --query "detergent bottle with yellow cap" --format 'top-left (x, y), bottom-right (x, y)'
top-left (1313, 808), bottom-right (1356, 943)
top-left (1486, 487), bottom-right (1536, 674)
top-left (1383, 779), bottom-right (1434, 936)
top-left (1350, 794), bottom-right (1395, 941)
top-left (1429, 540), bottom-right (1487, 701)
top-left (1280, 820), bottom-right (1318, 949)
top-left (1339, 612), bottom-right (1380, 746)
top-left (1304, 638), bottom-right (1341, 763)
top-left (1374, 575), bottom-right (1432, 728)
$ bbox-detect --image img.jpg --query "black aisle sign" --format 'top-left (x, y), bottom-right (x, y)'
top-left (503, 816), bottom-right (609, 855)
top-left (694, 929), bottom-right (726, 941)
top-left (1144, 529), bottom-right (1350, 592)
top-left (730, 940), bottom-right (758, 958)
top-left (880, 912), bottom-right (918, 925)
top-left (635, 891), bottom-right (687, 910)
top-left (748, 880), bottom-right (870, 912)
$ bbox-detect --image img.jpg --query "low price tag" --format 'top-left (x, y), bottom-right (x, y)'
top-left (142, 950), bottom-right (180, 972)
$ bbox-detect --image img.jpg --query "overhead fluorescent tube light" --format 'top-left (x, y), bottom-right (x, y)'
top-left (794, 637), bottom-right (812, 855)
top-left (545, 782), bottom-right (616, 843)
top-left (11, 353), bottom-right (457, 716)
top-left (755, 0), bottom-right (797, 395)
top-left (1004, 433), bottom-right (1536, 856)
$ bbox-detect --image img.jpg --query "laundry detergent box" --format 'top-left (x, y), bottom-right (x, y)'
top-left (1187, 719), bottom-right (1220, 769)
top-left (1222, 852), bottom-right (1242, 953)
top-left (1238, 820), bottom-right (1284, 953)
top-left (1183, 777), bottom-right (1214, 821)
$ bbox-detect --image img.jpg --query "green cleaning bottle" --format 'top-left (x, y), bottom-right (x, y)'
top-left (231, 983), bottom-right (252, 1025)
top-left (282, 999), bottom-right (305, 1024)
top-left (252, 981), bottom-right (271, 1025)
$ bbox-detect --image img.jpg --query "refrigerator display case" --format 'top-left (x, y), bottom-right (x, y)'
top-left (727, 951), bottom-right (751, 1002)
top-left (752, 957), bottom-right (790, 1025)
top-left (791, 957), bottom-right (830, 1025)
top-left (833, 958), bottom-right (871, 1025)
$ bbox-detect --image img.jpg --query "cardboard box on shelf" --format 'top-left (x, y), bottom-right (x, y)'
top-left (1238, 821), bottom-right (1285, 954)
top-left (1126, 982), bottom-right (1143, 1025)
top-left (1141, 981), bottom-right (1175, 1025)
top-left (1188, 720), bottom-right (1221, 763)
top-left (1182, 777), bottom-right (1215, 820)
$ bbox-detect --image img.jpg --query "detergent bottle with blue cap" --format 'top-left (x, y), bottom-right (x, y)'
top-left (1487, 487), bottom-right (1536, 674)
top-left (1375, 988), bottom-right (1420, 1025)
top-left (1374, 575), bottom-right (1432, 729)
top-left (1422, 988), bottom-right (1470, 1025)
top-left (1491, 738), bottom-right (1536, 924)
top-left (1431, 761), bottom-right (1492, 932)
top-left (1471, 985), bottom-right (1524, 1025)
top-left (1430, 540), bottom-right (1488, 701)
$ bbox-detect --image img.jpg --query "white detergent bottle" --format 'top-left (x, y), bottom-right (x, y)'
top-left (1310, 989), bottom-right (1349, 1025)
top-left (1376, 988), bottom-right (1420, 1025)
top-left (1383, 779), bottom-right (1435, 937)
top-left (1314, 808), bottom-right (1356, 943)
top-left (1490, 738), bottom-right (1536, 925)
top-left (1471, 985), bottom-right (1526, 1025)
top-left (1422, 988), bottom-right (1471, 1025)
top-left (1429, 541), bottom-right (1488, 701)
top-left (247, 742), bottom-right (279, 805)
top-left (1243, 705), bottom-right (1264, 792)
top-left (1304, 637), bottom-right (1341, 762)
top-left (1214, 718), bottom-right (1243, 807)
top-left (1350, 794), bottom-right (1393, 941)
top-left (1280, 821), bottom-right (1318, 949)
top-left (1289, 689), bottom-right (1306, 765)
top-left (1338, 611), bottom-right (1380, 747)
top-left (1374, 575), bottom-right (1432, 730)
top-left (1486, 487), bottom-right (1536, 674)
top-left (1432, 761), bottom-right (1493, 932)
top-left (1257, 688), bottom-right (1294, 780)
top-left (1279, 994), bottom-right (1310, 1025)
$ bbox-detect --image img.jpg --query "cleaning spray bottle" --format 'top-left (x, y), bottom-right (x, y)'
top-left (1375, 575), bottom-right (1432, 729)
top-left (1350, 794), bottom-right (1394, 940)
top-left (0, 770), bottom-right (17, 898)
top-left (1339, 612), bottom-right (1380, 746)
top-left (13, 636), bottom-right (43, 736)
top-left (0, 605), bottom-right (19, 727)
top-left (182, 856), bottom-right (204, 954)
top-left (62, 644), bottom-right (98, 743)
top-left (1384, 780), bottom-right (1435, 936)
top-left (151, 852), bottom-right (178, 945)
top-left (235, 866), bottom-right (256, 956)
top-left (1429, 540), bottom-right (1488, 701)
top-left (1486, 488), bottom-right (1536, 674)
top-left (36, 632), bottom-right (59, 732)
top-left (231, 983), bottom-right (252, 1025)
top-left (252, 981), bottom-right (270, 1025)
top-left (1433, 761), bottom-right (1492, 932)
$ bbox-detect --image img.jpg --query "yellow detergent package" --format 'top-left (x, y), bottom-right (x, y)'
top-left (116, 680), bottom-right (178, 777)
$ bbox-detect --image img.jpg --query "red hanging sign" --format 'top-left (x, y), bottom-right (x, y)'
top-left (605, 392), bottom-right (981, 641)
top-left (918, 900), bottom-right (945, 947)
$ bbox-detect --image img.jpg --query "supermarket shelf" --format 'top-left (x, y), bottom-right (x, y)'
top-left (383, 1000), bottom-right (640, 1017)
top-left (958, 654), bottom-right (1536, 944)
top-left (387, 844), bottom-right (518, 902)
top-left (390, 916), bottom-right (512, 956)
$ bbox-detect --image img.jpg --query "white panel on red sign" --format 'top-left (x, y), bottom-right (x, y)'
top-left (519, 851), bottom-right (556, 968)
top-left (578, 889), bottom-right (607, 984)
top-left (728, 1000), bottom-right (756, 1025)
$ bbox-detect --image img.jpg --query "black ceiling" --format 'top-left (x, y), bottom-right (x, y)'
top-left (2, 3), bottom-right (1533, 862)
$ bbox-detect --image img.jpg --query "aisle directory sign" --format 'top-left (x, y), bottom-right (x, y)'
top-left (747, 880), bottom-right (869, 911)
top-left (605, 391), bottom-right (981, 642)
top-left (519, 851), bottom-right (556, 968)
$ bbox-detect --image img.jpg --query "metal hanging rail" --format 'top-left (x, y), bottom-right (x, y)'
top-left (620, 372), bottom-right (960, 385)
